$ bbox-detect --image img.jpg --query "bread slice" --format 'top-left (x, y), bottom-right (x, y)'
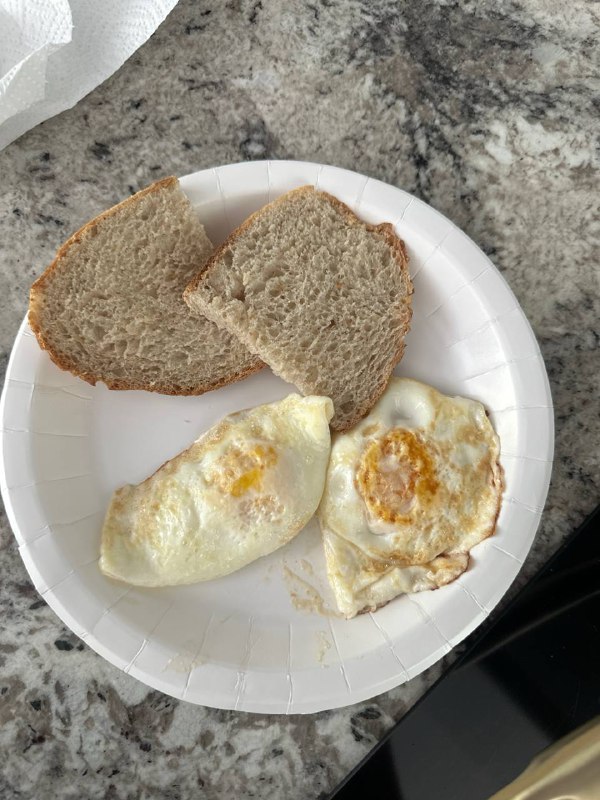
top-left (29, 177), bottom-right (262, 394)
top-left (184, 186), bottom-right (412, 430)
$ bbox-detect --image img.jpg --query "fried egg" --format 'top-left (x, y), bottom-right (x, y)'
top-left (100, 394), bottom-right (334, 586)
top-left (318, 378), bottom-right (503, 617)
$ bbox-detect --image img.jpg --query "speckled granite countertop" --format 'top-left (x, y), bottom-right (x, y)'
top-left (0, 1), bottom-right (598, 798)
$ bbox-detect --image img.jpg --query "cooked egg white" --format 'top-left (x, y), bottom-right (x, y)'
top-left (100, 394), bottom-right (334, 587)
top-left (318, 378), bottom-right (503, 618)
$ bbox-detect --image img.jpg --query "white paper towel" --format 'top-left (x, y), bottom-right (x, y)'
top-left (0, 0), bottom-right (178, 151)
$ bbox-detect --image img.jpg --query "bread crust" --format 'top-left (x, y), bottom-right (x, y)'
top-left (184, 185), bottom-right (413, 430)
top-left (28, 177), bottom-right (263, 395)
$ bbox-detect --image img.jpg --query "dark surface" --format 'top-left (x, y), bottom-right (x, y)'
top-left (330, 504), bottom-right (600, 800)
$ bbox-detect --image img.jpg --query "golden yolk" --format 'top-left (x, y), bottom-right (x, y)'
top-left (213, 444), bottom-right (278, 497)
top-left (356, 429), bottom-right (439, 523)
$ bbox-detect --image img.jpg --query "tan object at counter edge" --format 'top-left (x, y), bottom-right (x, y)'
top-left (489, 717), bottom-right (600, 800)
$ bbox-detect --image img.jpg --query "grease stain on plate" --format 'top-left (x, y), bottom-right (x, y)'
top-left (315, 630), bottom-right (332, 665)
top-left (299, 558), bottom-right (314, 576)
top-left (282, 563), bottom-right (339, 617)
top-left (165, 643), bottom-right (205, 673)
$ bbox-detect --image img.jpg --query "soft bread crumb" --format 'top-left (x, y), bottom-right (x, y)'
top-left (29, 177), bottom-right (262, 394)
top-left (185, 186), bottom-right (412, 430)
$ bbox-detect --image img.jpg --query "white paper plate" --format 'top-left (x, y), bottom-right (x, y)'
top-left (0, 161), bottom-right (553, 713)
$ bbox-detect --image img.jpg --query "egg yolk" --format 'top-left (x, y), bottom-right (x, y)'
top-left (213, 444), bottom-right (278, 497)
top-left (356, 429), bottom-right (439, 523)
